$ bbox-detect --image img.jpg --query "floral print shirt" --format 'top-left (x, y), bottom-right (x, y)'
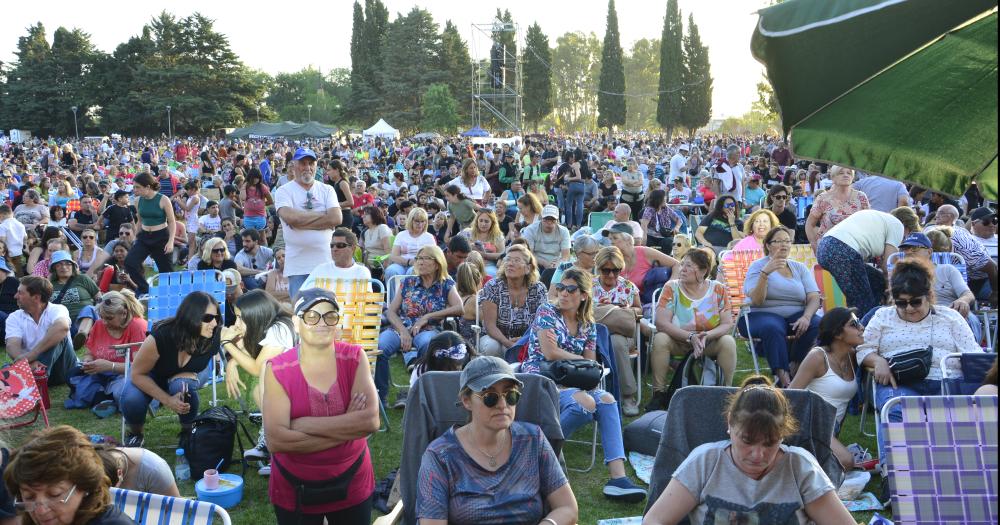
top-left (593, 277), bottom-right (639, 307)
top-left (812, 189), bottom-right (870, 237)
top-left (522, 302), bottom-right (597, 374)
top-left (397, 276), bottom-right (455, 329)
top-left (656, 280), bottom-right (730, 332)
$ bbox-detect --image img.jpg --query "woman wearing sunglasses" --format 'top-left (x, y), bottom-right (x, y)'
top-left (522, 268), bottom-right (647, 503)
top-left (789, 307), bottom-right (864, 470)
top-left (857, 258), bottom-right (982, 467)
top-left (196, 237), bottom-right (238, 274)
top-left (263, 288), bottom-right (378, 525)
top-left (75, 228), bottom-right (109, 280)
top-left (592, 246), bottom-right (645, 416)
top-left (4, 425), bottom-right (137, 525)
top-left (694, 194), bottom-right (745, 253)
top-left (119, 291), bottom-right (222, 449)
top-left (416, 356), bottom-right (577, 525)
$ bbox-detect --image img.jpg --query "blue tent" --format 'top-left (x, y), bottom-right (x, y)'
top-left (460, 126), bottom-right (490, 138)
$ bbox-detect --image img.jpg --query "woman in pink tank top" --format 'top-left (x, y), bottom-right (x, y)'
top-left (608, 229), bottom-right (678, 294)
top-left (263, 288), bottom-right (379, 525)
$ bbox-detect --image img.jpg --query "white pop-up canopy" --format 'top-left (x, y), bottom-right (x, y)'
top-left (362, 119), bottom-right (399, 139)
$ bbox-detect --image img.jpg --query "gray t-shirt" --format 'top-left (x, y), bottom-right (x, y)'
top-left (853, 175), bottom-right (907, 213)
top-left (219, 197), bottom-right (238, 221)
top-left (127, 449), bottom-right (176, 496)
top-left (744, 258), bottom-right (819, 318)
top-left (674, 440), bottom-right (834, 525)
top-left (521, 222), bottom-right (571, 266)
top-left (933, 263), bottom-right (969, 306)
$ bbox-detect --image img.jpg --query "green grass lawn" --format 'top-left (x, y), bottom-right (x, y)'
top-left (7, 342), bottom-right (881, 524)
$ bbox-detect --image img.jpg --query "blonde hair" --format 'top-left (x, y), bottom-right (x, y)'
top-left (455, 262), bottom-right (482, 297)
top-left (465, 251), bottom-right (487, 278)
top-left (595, 246), bottom-right (625, 271)
top-left (97, 290), bottom-right (145, 321)
top-left (517, 193), bottom-right (542, 216)
top-left (201, 237), bottom-right (230, 261)
top-left (417, 245), bottom-right (449, 283)
top-left (498, 244), bottom-right (539, 287)
top-left (926, 228), bottom-right (952, 252)
top-left (405, 206), bottom-right (430, 233)
top-left (471, 209), bottom-right (502, 243)
top-left (743, 209), bottom-right (780, 236)
top-left (673, 236), bottom-right (692, 259)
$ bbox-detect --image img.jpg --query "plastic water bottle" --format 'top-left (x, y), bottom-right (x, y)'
top-left (174, 448), bottom-right (191, 482)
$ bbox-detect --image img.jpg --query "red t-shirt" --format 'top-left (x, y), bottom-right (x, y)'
top-left (86, 317), bottom-right (148, 362)
top-left (354, 193), bottom-right (374, 209)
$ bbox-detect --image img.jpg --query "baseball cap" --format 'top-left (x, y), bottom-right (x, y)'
top-left (222, 268), bottom-right (242, 294)
top-left (293, 287), bottom-right (340, 316)
top-left (49, 251), bottom-right (76, 271)
top-left (292, 147), bottom-right (318, 161)
top-left (970, 207), bottom-right (996, 223)
top-left (602, 222), bottom-right (634, 237)
top-left (460, 356), bottom-right (523, 393)
top-left (899, 233), bottom-right (932, 250)
top-left (542, 205), bottom-right (560, 220)
top-left (678, 143), bottom-right (689, 152)
top-left (0, 259), bottom-right (11, 274)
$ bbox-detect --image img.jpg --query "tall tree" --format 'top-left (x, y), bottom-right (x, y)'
top-left (656, 0), bottom-right (684, 137)
top-left (551, 32), bottom-right (602, 131)
top-left (624, 39), bottom-right (660, 130)
top-left (266, 67), bottom-right (345, 123)
top-left (597, 0), bottom-right (626, 130)
top-left (346, 1), bottom-right (366, 122)
top-left (439, 21), bottom-right (471, 121)
top-left (522, 23), bottom-right (553, 132)
top-left (420, 83), bottom-right (461, 133)
top-left (680, 14), bottom-right (712, 133)
top-left (379, 7), bottom-right (442, 131)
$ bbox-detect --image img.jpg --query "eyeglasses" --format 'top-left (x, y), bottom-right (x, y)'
top-left (300, 310), bottom-right (340, 326)
top-left (202, 314), bottom-right (221, 324)
top-left (15, 484), bottom-right (77, 513)
top-left (414, 255), bottom-right (435, 261)
top-left (772, 195), bottom-right (788, 200)
top-left (768, 239), bottom-right (792, 245)
top-left (212, 248), bottom-right (226, 254)
top-left (600, 267), bottom-right (622, 275)
top-left (893, 296), bottom-right (926, 309)
top-left (473, 389), bottom-right (521, 408)
top-left (81, 235), bottom-right (95, 240)
top-left (578, 250), bottom-right (598, 257)
top-left (331, 242), bottom-right (351, 249)
top-left (119, 231), bottom-right (132, 236)
top-left (554, 283), bottom-right (580, 293)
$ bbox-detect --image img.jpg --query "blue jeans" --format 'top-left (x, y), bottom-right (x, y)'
top-left (553, 187), bottom-right (566, 212)
top-left (559, 388), bottom-right (626, 465)
top-left (383, 263), bottom-right (410, 283)
top-left (287, 274), bottom-right (308, 302)
top-left (375, 328), bottom-right (439, 403)
top-left (737, 310), bottom-right (820, 374)
top-left (874, 379), bottom-right (941, 464)
top-left (243, 216), bottom-right (266, 230)
top-left (120, 373), bottom-right (202, 427)
top-left (71, 305), bottom-right (98, 336)
top-left (565, 182), bottom-right (586, 228)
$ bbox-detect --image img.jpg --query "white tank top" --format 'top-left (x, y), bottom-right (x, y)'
top-left (805, 348), bottom-right (857, 424)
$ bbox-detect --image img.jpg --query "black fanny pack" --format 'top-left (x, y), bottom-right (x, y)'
top-left (538, 359), bottom-right (603, 390)
top-left (887, 347), bottom-right (933, 384)
top-left (273, 452), bottom-right (365, 519)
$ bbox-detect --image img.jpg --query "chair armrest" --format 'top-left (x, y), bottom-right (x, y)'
top-left (372, 501), bottom-right (404, 525)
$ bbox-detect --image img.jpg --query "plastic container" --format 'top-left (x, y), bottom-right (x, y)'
top-left (836, 470), bottom-right (870, 501)
top-left (195, 473), bottom-right (244, 509)
top-left (174, 449), bottom-right (190, 482)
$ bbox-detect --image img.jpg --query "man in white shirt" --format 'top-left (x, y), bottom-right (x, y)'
top-left (522, 205), bottom-right (571, 273)
top-left (969, 207), bottom-right (998, 263)
top-left (669, 144), bottom-right (689, 182)
top-left (275, 147), bottom-right (343, 300)
top-left (596, 204), bottom-right (645, 245)
top-left (302, 228), bottom-right (372, 290)
top-left (197, 200), bottom-right (223, 237)
top-left (233, 228), bottom-right (274, 290)
top-left (0, 204), bottom-right (27, 275)
top-left (713, 145), bottom-right (744, 204)
top-left (5, 276), bottom-right (77, 386)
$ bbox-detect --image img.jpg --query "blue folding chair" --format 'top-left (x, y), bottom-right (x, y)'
top-left (111, 487), bottom-right (231, 525)
top-left (941, 352), bottom-right (997, 395)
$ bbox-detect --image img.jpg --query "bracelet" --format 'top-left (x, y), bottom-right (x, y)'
top-left (687, 332), bottom-right (696, 343)
top-left (541, 519), bottom-right (558, 525)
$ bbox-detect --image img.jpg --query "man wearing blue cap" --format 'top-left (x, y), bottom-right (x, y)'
top-left (274, 147), bottom-right (343, 300)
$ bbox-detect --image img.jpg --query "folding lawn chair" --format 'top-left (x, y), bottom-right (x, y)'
top-left (111, 486), bottom-right (232, 525)
top-left (588, 211), bottom-right (614, 232)
top-left (880, 395), bottom-right (998, 524)
top-left (0, 359), bottom-right (49, 432)
top-left (718, 249), bottom-right (764, 375)
top-left (940, 352), bottom-right (998, 395)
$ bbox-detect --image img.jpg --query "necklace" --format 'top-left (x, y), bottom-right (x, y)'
top-left (470, 428), bottom-right (509, 468)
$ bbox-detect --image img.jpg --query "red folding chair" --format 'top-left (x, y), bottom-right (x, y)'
top-left (0, 360), bottom-right (50, 431)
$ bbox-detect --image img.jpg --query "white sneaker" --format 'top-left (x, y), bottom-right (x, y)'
top-left (622, 396), bottom-right (640, 417)
top-left (257, 465), bottom-right (271, 476)
top-left (244, 444), bottom-right (269, 461)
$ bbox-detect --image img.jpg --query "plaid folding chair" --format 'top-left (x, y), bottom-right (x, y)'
top-left (111, 487), bottom-right (232, 525)
top-left (0, 360), bottom-right (49, 432)
top-left (313, 277), bottom-right (390, 432)
top-left (718, 249), bottom-right (764, 375)
top-left (881, 395), bottom-right (998, 525)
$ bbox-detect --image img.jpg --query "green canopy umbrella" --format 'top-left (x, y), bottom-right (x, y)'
top-left (752, 0), bottom-right (998, 199)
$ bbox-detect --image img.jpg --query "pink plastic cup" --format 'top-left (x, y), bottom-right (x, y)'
top-left (203, 469), bottom-right (220, 490)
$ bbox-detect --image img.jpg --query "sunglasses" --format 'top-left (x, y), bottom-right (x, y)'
top-left (330, 242), bottom-right (351, 249)
top-left (202, 314), bottom-right (221, 324)
top-left (600, 267), bottom-right (622, 275)
top-left (978, 218), bottom-right (997, 226)
top-left (772, 195), bottom-right (788, 200)
top-left (81, 235), bottom-right (95, 240)
top-left (119, 231), bottom-right (132, 236)
top-left (554, 283), bottom-right (580, 293)
top-left (724, 202), bottom-right (736, 209)
top-left (893, 296), bottom-right (926, 309)
top-left (212, 248), bottom-right (226, 254)
top-left (300, 310), bottom-right (340, 326)
top-left (473, 389), bottom-right (521, 408)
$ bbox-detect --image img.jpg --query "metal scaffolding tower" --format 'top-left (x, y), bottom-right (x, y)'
top-left (470, 20), bottom-right (523, 133)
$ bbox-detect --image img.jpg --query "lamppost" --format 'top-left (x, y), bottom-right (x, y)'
top-left (70, 106), bottom-right (79, 140)
top-left (307, 104), bottom-right (313, 122)
top-left (256, 106), bottom-right (261, 122)
top-left (166, 105), bottom-right (172, 138)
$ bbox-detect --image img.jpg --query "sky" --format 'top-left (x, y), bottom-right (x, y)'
top-left (2, 0), bottom-right (769, 119)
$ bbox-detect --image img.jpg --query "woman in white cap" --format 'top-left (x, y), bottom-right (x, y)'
top-left (416, 356), bottom-right (577, 525)
top-left (263, 288), bottom-right (378, 525)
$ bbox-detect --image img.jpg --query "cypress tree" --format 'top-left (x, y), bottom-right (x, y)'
top-left (656, 0), bottom-right (684, 137)
top-left (681, 14), bottom-right (712, 133)
top-left (597, 0), bottom-right (626, 130)
top-left (522, 23), bottom-right (553, 132)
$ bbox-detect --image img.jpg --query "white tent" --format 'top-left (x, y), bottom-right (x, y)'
top-left (362, 119), bottom-right (399, 139)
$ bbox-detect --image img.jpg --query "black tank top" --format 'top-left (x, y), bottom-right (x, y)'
top-left (150, 323), bottom-right (216, 380)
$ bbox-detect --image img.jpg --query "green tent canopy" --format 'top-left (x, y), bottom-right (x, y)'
top-left (752, 0), bottom-right (998, 199)
top-left (227, 121), bottom-right (337, 139)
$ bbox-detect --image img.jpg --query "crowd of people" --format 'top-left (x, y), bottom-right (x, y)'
top-left (0, 131), bottom-right (997, 524)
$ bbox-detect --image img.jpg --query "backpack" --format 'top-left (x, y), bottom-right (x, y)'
top-left (661, 351), bottom-right (724, 411)
top-left (186, 406), bottom-right (254, 481)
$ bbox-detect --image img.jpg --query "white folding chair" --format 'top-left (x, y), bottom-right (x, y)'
top-left (111, 486), bottom-right (231, 525)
